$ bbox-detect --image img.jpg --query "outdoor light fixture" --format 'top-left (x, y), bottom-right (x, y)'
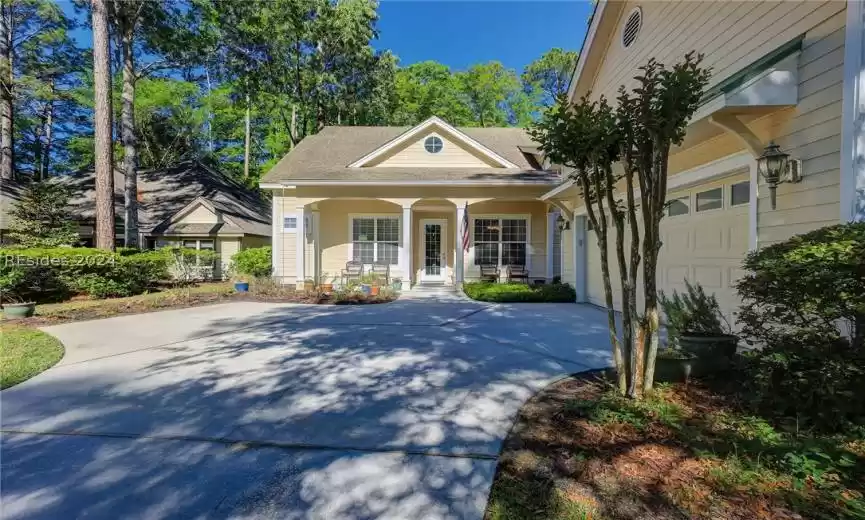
top-left (757, 141), bottom-right (801, 210)
top-left (556, 214), bottom-right (571, 231)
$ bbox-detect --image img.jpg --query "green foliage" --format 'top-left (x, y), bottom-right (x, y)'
top-left (230, 246), bottom-right (272, 279)
top-left (456, 61), bottom-right (532, 127)
top-left (463, 282), bottom-right (576, 303)
top-left (660, 280), bottom-right (730, 341)
top-left (0, 247), bottom-right (169, 302)
top-left (521, 47), bottom-right (579, 107)
top-left (7, 181), bottom-right (79, 247)
top-left (1, 326), bottom-right (64, 390)
top-left (736, 222), bottom-right (865, 348)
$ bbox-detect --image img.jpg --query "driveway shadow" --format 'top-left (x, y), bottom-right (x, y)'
top-left (2, 302), bottom-right (612, 519)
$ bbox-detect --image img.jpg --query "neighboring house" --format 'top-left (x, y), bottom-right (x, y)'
top-left (58, 161), bottom-right (271, 278)
top-left (260, 117), bottom-right (563, 290)
top-left (543, 0), bottom-right (864, 318)
top-left (0, 178), bottom-right (25, 243)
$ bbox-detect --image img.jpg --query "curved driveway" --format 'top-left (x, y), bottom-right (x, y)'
top-left (1, 297), bottom-right (612, 520)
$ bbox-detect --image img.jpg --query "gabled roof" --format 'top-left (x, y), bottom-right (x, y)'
top-left (55, 161), bottom-right (271, 237)
top-left (260, 119), bottom-right (560, 185)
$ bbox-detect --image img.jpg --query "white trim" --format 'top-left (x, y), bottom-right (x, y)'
top-left (401, 206), bottom-right (412, 288)
top-left (260, 183), bottom-right (296, 190)
top-left (567, 0), bottom-right (606, 101)
top-left (749, 161), bottom-right (759, 251)
top-left (418, 218), bottom-right (448, 283)
top-left (455, 204), bottom-right (466, 285)
top-left (347, 116), bottom-right (520, 169)
top-left (313, 211), bottom-right (320, 282)
top-left (261, 179), bottom-right (556, 187)
top-left (546, 212), bottom-right (556, 281)
top-left (841, 0), bottom-right (865, 222)
top-left (540, 179), bottom-right (575, 201)
top-left (295, 206), bottom-right (305, 283)
top-left (468, 213), bottom-right (533, 273)
top-left (346, 213), bottom-right (402, 267)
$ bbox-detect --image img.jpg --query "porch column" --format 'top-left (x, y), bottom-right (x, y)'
top-left (400, 205), bottom-right (412, 290)
top-left (295, 205), bottom-right (305, 290)
top-left (574, 214), bottom-right (587, 303)
top-left (546, 210), bottom-right (556, 282)
top-left (455, 204), bottom-right (465, 286)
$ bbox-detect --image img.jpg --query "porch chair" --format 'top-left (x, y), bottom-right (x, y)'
top-left (479, 264), bottom-right (499, 283)
top-left (506, 264), bottom-right (529, 284)
top-left (342, 261), bottom-right (363, 286)
top-left (370, 261), bottom-right (390, 285)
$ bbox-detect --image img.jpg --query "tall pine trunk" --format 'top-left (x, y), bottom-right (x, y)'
top-left (92, 0), bottom-right (115, 250)
top-left (0, 2), bottom-right (13, 181)
top-left (41, 91), bottom-right (53, 179)
top-left (121, 24), bottom-right (139, 247)
top-left (243, 92), bottom-right (251, 179)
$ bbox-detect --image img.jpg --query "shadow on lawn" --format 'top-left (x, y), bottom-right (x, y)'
top-left (1, 301), bottom-right (614, 519)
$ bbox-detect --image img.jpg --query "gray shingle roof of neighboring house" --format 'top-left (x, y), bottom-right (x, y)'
top-left (261, 125), bottom-right (560, 184)
top-left (55, 161), bottom-right (271, 237)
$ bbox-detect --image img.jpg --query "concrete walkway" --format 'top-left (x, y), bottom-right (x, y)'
top-left (1, 298), bottom-right (612, 520)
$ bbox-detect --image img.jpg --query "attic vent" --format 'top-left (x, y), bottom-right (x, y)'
top-left (622, 7), bottom-right (642, 48)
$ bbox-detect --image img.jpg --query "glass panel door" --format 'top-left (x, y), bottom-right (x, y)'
top-left (420, 219), bottom-right (447, 282)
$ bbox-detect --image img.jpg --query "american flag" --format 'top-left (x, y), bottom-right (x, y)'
top-left (461, 202), bottom-right (470, 252)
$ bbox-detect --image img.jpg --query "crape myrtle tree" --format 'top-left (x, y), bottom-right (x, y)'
top-left (530, 53), bottom-right (709, 398)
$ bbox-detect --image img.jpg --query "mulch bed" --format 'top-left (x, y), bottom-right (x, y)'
top-left (4, 291), bottom-right (397, 327)
top-left (485, 372), bottom-right (862, 520)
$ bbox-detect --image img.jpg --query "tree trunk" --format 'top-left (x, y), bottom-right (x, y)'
top-left (92, 0), bottom-right (115, 250)
top-left (120, 26), bottom-right (139, 248)
top-left (290, 104), bottom-right (297, 149)
top-left (41, 96), bottom-right (53, 179)
top-left (243, 92), bottom-right (251, 178)
top-left (205, 66), bottom-right (213, 152)
top-left (580, 174), bottom-right (626, 394)
top-left (0, 2), bottom-right (13, 181)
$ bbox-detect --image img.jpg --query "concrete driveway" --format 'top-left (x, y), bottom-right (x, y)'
top-left (1, 297), bottom-right (612, 519)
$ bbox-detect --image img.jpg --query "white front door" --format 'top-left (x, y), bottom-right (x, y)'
top-left (419, 219), bottom-right (447, 282)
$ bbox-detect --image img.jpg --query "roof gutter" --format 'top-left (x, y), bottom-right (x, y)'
top-left (540, 179), bottom-right (575, 200)
top-left (259, 179), bottom-right (559, 189)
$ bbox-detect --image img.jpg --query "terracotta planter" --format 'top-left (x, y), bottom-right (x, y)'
top-left (303, 282), bottom-right (315, 293)
top-left (370, 286), bottom-right (380, 296)
top-left (320, 283), bottom-right (333, 293)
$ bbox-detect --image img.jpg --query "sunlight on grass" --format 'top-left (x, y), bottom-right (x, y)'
top-left (1, 325), bottom-right (64, 389)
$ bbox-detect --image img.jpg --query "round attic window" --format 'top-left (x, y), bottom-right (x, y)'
top-left (424, 135), bottom-right (443, 154)
top-left (622, 7), bottom-right (642, 48)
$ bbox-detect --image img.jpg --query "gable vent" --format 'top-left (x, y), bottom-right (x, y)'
top-left (622, 7), bottom-right (642, 48)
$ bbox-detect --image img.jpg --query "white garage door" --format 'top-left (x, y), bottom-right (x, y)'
top-left (586, 171), bottom-right (750, 319)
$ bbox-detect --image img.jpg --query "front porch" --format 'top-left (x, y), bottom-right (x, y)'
top-left (272, 192), bottom-right (563, 291)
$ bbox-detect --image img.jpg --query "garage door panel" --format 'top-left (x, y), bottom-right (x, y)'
top-left (694, 226), bottom-right (724, 253)
top-left (693, 265), bottom-right (724, 289)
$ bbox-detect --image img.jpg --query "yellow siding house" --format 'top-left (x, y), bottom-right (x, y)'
top-left (260, 117), bottom-right (563, 290)
top-left (543, 0), bottom-right (865, 317)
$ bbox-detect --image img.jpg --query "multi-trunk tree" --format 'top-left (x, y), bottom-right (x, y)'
top-left (531, 53), bottom-right (709, 398)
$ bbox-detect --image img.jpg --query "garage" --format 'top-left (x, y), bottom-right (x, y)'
top-left (586, 170), bottom-right (751, 319)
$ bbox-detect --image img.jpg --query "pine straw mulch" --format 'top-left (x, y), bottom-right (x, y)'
top-left (485, 372), bottom-right (865, 520)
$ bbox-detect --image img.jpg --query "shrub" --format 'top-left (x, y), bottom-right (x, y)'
top-left (734, 222), bottom-right (865, 433)
top-left (660, 280), bottom-right (730, 341)
top-left (6, 181), bottom-right (78, 248)
top-left (0, 247), bottom-right (168, 302)
top-left (736, 222), bottom-right (865, 348)
top-left (230, 246), bottom-right (272, 278)
top-left (463, 282), bottom-right (576, 303)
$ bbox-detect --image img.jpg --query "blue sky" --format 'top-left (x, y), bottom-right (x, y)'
top-left (375, 1), bottom-right (592, 72)
top-left (60, 1), bottom-right (592, 73)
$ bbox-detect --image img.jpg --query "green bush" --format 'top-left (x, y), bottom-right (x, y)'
top-left (0, 247), bottom-right (169, 302)
top-left (463, 282), bottom-right (576, 303)
top-left (734, 222), bottom-right (865, 433)
top-left (230, 246), bottom-right (272, 278)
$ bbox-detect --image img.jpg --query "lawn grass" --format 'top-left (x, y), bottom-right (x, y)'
top-left (485, 373), bottom-right (865, 520)
top-left (1, 325), bottom-right (64, 389)
top-left (464, 282), bottom-right (576, 303)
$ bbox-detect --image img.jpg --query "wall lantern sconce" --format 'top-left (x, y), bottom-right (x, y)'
top-left (556, 214), bottom-right (571, 231)
top-left (757, 141), bottom-right (801, 210)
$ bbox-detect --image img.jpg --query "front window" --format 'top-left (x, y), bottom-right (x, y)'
top-left (352, 217), bottom-right (399, 265)
top-left (473, 217), bottom-right (528, 266)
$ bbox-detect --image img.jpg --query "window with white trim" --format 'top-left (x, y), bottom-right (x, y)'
top-left (473, 217), bottom-right (528, 266)
top-left (283, 215), bottom-right (297, 232)
top-left (730, 181), bottom-right (750, 206)
top-left (351, 217), bottom-right (399, 265)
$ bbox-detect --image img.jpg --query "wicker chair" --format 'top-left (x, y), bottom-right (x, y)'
top-left (370, 261), bottom-right (390, 285)
top-left (341, 261), bottom-right (363, 286)
top-left (506, 264), bottom-right (529, 284)
top-left (479, 264), bottom-right (499, 283)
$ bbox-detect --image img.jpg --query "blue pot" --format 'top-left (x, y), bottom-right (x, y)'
top-left (234, 282), bottom-right (250, 292)
top-left (360, 284), bottom-right (372, 296)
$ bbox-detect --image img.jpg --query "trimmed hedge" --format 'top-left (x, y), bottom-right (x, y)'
top-left (0, 247), bottom-right (170, 302)
top-left (463, 282), bottom-right (576, 303)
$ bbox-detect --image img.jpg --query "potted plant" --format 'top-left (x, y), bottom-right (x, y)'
top-left (654, 348), bottom-right (696, 383)
top-left (320, 273), bottom-right (335, 293)
top-left (1, 271), bottom-right (36, 318)
top-left (660, 280), bottom-right (738, 370)
top-left (391, 277), bottom-right (402, 291)
top-left (303, 278), bottom-right (316, 293)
